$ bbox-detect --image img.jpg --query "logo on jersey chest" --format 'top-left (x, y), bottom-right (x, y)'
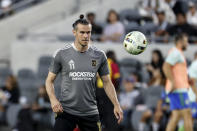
top-left (92, 60), bottom-right (96, 67)
top-left (68, 60), bottom-right (75, 70)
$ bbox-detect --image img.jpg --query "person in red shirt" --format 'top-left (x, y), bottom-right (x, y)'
top-left (96, 50), bottom-right (121, 131)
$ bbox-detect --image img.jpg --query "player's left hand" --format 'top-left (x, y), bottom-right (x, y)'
top-left (114, 105), bottom-right (123, 124)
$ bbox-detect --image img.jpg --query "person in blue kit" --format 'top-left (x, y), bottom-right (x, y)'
top-left (188, 52), bottom-right (197, 127)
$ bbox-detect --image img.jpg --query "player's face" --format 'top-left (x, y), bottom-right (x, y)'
top-left (73, 24), bottom-right (92, 47)
top-left (109, 12), bottom-right (118, 23)
top-left (181, 36), bottom-right (188, 51)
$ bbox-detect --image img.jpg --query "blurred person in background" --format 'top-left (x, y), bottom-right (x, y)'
top-left (0, 0), bottom-right (13, 18)
top-left (138, 0), bottom-right (161, 18)
top-left (32, 85), bottom-right (53, 128)
top-left (159, 0), bottom-right (176, 24)
top-left (146, 49), bottom-right (164, 79)
top-left (0, 75), bottom-right (20, 124)
top-left (119, 74), bottom-right (139, 130)
top-left (15, 85), bottom-right (53, 131)
top-left (163, 34), bottom-right (193, 131)
top-left (166, 13), bottom-right (197, 43)
top-left (139, 69), bottom-right (166, 131)
top-left (187, 2), bottom-right (197, 27)
top-left (154, 9), bottom-right (170, 42)
top-left (100, 9), bottom-right (125, 43)
top-left (141, 0), bottom-right (176, 24)
top-left (86, 12), bottom-right (103, 36)
top-left (96, 50), bottom-right (121, 131)
top-left (188, 52), bottom-right (197, 129)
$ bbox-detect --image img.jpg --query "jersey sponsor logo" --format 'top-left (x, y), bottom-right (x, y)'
top-left (69, 72), bottom-right (95, 80)
top-left (68, 60), bottom-right (75, 70)
top-left (92, 60), bottom-right (96, 67)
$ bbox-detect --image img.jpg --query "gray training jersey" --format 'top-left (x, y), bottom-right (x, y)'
top-left (49, 43), bottom-right (109, 116)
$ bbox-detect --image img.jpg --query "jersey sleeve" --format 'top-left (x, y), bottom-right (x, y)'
top-left (189, 62), bottom-right (197, 79)
top-left (98, 52), bottom-right (110, 77)
top-left (49, 50), bottom-right (62, 74)
top-left (165, 50), bottom-right (182, 65)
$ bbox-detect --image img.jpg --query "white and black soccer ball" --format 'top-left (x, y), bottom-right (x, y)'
top-left (123, 31), bottom-right (148, 55)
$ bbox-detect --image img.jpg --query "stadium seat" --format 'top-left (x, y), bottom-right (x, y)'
top-left (131, 110), bottom-right (150, 131)
top-left (119, 58), bottom-right (144, 80)
top-left (6, 104), bottom-right (22, 128)
top-left (37, 56), bottom-right (52, 84)
top-left (138, 68), bottom-right (150, 83)
top-left (17, 68), bottom-right (37, 88)
top-left (139, 22), bottom-right (157, 35)
top-left (0, 67), bottom-right (12, 87)
top-left (38, 56), bottom-right (52, 66)
top-left (119, 58), bottom-right (142, 69)
top-left (119, 9), bottom-right (141, 22)
top-left (17, 68), bottom-right (36, 80)
top-left (17, 68), bottom-right (38, 104)
top-left (19, 84), bottom-right (38, 104)
top-left (144, 85), bottom-right (163, 109)
top-left (124, 22), bottom-right (139, 34)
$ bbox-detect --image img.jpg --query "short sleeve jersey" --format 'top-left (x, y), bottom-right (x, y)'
top-left (49, 43), bottom-right (109, 116)
top-left (165, 47), bottom-right (185, 65)
top-left (189, 60), bottom-right (197, 79)
top-left (188, 60), bottom-right (197, 102)
top-left (165, 47), bottom-right (189, 91)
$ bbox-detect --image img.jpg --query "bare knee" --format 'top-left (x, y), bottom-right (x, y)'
top-left (182, 109), bottom-right (192, 120)
top-left (141, 110), bottom-right (152, 122)
top-left (154, 110), bottom-right (163, 123)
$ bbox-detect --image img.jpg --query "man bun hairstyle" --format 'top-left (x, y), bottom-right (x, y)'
top-left (79, 14), bottom-right (84, 19)
top-left (72, 14), bottom-right (90, 29)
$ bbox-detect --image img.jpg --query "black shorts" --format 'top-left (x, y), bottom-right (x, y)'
top-left (53, 111), bottom-right (101, 131)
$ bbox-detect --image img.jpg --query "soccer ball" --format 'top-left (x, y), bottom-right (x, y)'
top-left (123, 31), bottom-right (148, 55)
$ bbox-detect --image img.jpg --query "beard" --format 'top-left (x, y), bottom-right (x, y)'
top-left (182, 46), bottom-right (187, 51)
top-left (79, 41), bottom-right (88, 47)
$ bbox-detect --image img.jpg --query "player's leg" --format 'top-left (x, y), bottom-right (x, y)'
top-left (152, 109), bottom-right (163, 131)
top-left (139, 110), bottom-right (152, 131)
top-left (166, 92), bottom-right (184, 131)
top-left (53, 112), bottom-right (76, 131)
top-left (166, 110), bottom-right (181, 131)
top-left (181, 108), bottom-right (193, 131)
top-left (180, 91), bottom-right (193, 131)
top-left (77, 114), bottom-right (101, 131)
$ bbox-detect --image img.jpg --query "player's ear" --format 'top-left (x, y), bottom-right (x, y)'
top-left (72, 29), bottom-right (76, 37)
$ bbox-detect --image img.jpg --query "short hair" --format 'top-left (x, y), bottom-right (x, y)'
top-left (86, 12), bottom-right (95, 18)
top-left (174, 33), bottom-right (187, 44)
top-left (176, 13), bottom-right (186, 18)
top-left (106, 50), bottom-right (117, 63)
top-left (72, 14), bottom-right (90, 30)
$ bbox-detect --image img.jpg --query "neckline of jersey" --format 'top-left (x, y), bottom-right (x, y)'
top-left (71, 43), bottom-right (90, 53)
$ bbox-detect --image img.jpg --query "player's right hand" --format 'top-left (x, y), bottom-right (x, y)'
top-left (51, 99), bottom-right (63, 113)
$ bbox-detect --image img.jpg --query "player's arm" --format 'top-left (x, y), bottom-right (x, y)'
top-left (45, 72), bottom-right (63, 113)
top-left (162, 62), bottom-right (175, 91)
top-left (101, 74), bottom-right (123, 124)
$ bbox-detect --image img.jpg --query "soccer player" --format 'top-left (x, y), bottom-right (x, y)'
top-left (162, 34), bottom-right (193, 131)
top-left (188, 52), bottom-right (197, 120)
top-left (45, 14), bottom-right (123, 131)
